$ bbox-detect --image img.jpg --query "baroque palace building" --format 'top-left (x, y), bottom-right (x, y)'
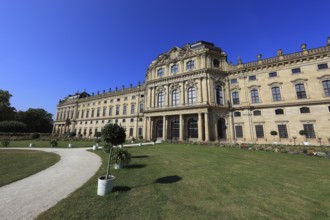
top-left (53, 37), bottom-right (330, 145)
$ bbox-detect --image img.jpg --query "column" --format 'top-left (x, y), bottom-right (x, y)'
top-left (143, 116), bottom-right (148, 140)
top-left (162, 115), bottom-right (167, 141)
top-left (150, 118), bottom-right (154, 141)
top-left (151, 87), bottom-right (154, 108)
top-left (227, 112), bottom-right (234, 143)
top-left (204, 112), bottom-right (209, 142)
top-left (202, 77), bottom-right (208, 104)
top-left (207, 76), bottom-right (212, 104)
top-left (198, 78), bottom-right (203, 104)
top-left (179, 114), bottom-right (184, 141)
top-left (198, 113), bottom-right (203, 141)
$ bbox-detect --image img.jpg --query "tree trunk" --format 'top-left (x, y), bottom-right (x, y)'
top-left (106, 144), bottom-right (113, 179)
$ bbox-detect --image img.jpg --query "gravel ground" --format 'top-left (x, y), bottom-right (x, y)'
top-left (0, 148), bottom-right (101, 220)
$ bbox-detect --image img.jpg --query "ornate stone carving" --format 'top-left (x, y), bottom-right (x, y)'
top-left (169, 83), bottom-right (181, 92)
top-left (185, 79), bottom-right (198, 90)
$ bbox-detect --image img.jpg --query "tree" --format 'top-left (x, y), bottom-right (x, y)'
top-left (16, 108), bottom-right (53, 133)
top-left (270, 131), bottom-right (278, 140)
top-left (0, 90), bottom-right (16, 121)
top-left (101, 123), bottom-right (126, 179)
top-left (0, 121), bottom-right (27, 132)
top-left (299, 130), bottom-right (307, 142)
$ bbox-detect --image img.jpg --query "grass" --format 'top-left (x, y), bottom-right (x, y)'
top-left (3, 140), bottom-right (100, 148)
top-left (0, 150), bottom-right (60, 187)
top-left (36, 143), bottom-right (330, 219)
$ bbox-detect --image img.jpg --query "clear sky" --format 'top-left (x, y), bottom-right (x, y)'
top-left (1, 0), bottom-right (329, 118)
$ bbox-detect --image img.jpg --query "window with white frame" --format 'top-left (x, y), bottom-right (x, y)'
top-left (250, 88), bottom-right (260, 103)
top-left (215, 85), bottom-right (223, 105)
top-left (272, 86), bottom-right (282, 101)
top-left (186, 60), bottom-right (195, 70)
top-left (232, 91), bottom-right (240, 105)
top-left (295, 83), bottom-right (307, 99)
top-left (303, 124), bottom-right (316, 138)
top-left (172, 89), bottom-right (180, 106)
top-left (131, 104), bottom-right (135, 114)
top-left (187, 87), bottom-right (196, 104)
top-left (322, 80), bottom-right (330, 97)
top-left (158, 91), bottom-right (165, 107)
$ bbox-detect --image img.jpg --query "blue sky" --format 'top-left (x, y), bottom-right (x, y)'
top-left (1, 0), bottom-right (329, 118)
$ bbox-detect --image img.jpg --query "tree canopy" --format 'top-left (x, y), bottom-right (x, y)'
top-left (0, 90), bottom-right (16, 121)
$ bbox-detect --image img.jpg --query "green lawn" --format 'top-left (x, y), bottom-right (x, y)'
top-left (0, 150), bottom-right (60, 187)
top-left (37, 144), bottom-right (330, 220)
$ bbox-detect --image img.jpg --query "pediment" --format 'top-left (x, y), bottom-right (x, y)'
top-left (152, 45), bottom-right (198, 66)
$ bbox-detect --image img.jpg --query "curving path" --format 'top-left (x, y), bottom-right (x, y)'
top-left (0, 148), bottom-right (101, 220)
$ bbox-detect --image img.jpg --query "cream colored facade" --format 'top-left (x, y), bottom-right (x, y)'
top-left (53, 38), bottom-right (330, 145)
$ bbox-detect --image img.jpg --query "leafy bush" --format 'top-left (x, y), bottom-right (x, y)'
top-left (0, 121), bottom-right (27, 132)
top-left (50, 140), bottom-right (58, 147)
top-left (31, 133), bottom-right (40, 139)
top-left (111, 148), bottom-right (131, 164)
top-left (69, 132), bottom-right (76, 138)
top-left (1, 139), bottom-right (10, 147)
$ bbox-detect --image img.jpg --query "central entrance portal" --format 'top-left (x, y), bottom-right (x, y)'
top-left (156, 120), bottom-right (163, 138)
top-left (217, 118), bottom-right (226, 140)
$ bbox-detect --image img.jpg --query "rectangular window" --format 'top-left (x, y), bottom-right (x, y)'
top-left (138, 127), bottom-right (143, 136)
top-left (292, 68), bottom-right (301, 74)
top-left (117, 98), bottom-right (120, 102)
top-left (272, 87), bottom-right (282, 101)
top-left (102, 108), bottom-right (106, 117)
top-left (129, 127), bottom-right (134, 136)
top-left (323, 80), bottom-right (330, 97)
top-left (132, 95), bottom-right (136, 100)
top-left (131, 104), bottom-right (135, 114)
top-left (269, 72), bottom-right (277, 78)
top-left (123, 106), bottom-right (127, 115)
top-left (81, 110), bottom-right (84, 119)
top-left (230, 78), bottom-right (238, 84)
top-left (110, 99), bottom-right (113, 103)
top-left (250, 89), bottom-right (259, 103)
top-left (116, 106), bottom-right (120, 115)
top-left (86, 110), bottom-right (89, 118)
top-left (303, 124), bottom-right (316, 138)
top-left (109, 107), bottom-right (113, 116)
top-left (328, 106), bottom-right (330, 112)
top-left (97, 108), bottom-right (100, 117)
top-left (232, 91), bottom-right (240, 105)
top-left (295, 84), bottom-right (307, 99)
top-left (248, 75), bottom-right (256, 81)
top-left (255, 125), bottom-right (264, 138)
top-left (278, 124), bottom-right (288, 138)
top-left (235, 125), bottom-right (243, 138)
top-left (139, 103), bottom-right (144, 113)
top-left (318, 63), bottom-right (328, 70)
top-left (91, 109), bottom-right (94, 118)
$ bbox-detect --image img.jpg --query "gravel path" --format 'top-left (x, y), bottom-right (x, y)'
top-left (0, 148), bottom-right (101, 220)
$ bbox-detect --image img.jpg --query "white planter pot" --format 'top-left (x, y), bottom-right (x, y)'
top-left (29, 143), bottom-right (33, 148)
top-left (97, 175), bottom-right (115, 196)
top-left (93, 145), bottom-right (98, 150)
top-left (68, 143), bottom-right (72, 148)
top-left (114, 163), bottom-right (123, 170)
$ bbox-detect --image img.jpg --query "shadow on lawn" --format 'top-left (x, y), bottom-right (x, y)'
top-left (124, 164), bottom-right (146, 169)
top-left (131, 155), bottom-right (149, 159)
top-left (112, 186), bottom-right (131, 193)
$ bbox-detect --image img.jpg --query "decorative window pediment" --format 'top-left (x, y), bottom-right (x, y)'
top-left (170, 83), bottom-right (181, 92)
top-left (156, 85), bottom-right (166, 94)
top-left (185, 79), bottom-right (198, 91)
top-left (317, 74), bottom-right (330, 81)
top-left (247, 84), bottom-right (261, 89)
top-left (291, 78), bottom-right (308, 84)
top-left (268, 82), bottom-right (283, 87)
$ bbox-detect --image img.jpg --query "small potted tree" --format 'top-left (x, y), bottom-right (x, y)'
top-left (299, 130), bottom-right (308, 145)
top-left (112, 148), bottom-right (131, 169)
top-left (270, 131), bottom-right (278, 142)
top-left (97, 123), bottom-right (126, 196)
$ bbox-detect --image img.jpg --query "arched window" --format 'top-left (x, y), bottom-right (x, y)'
top-left (215, 85), bottom-right (223, 105)
top-left (300, 107), bottom-right (310, 113)
top-left (187, 117), bottom-right (198, 138)
top-left (157, 68), bottom-right (164, 77)
top-left (187, 87), bottom-right (196, 104)
top-left (232, 91), bottom-right (240, 105)
top-left (322, 80), bottom-right (330, 97)
top-left (250, 88), bottom-right (260, 103)
top-left (295, 83), bottom-right (307, 99)
top-left (213, 59), bottom-right (220, 68)
top-left (171, 118), bottom-right (180, 139)
top-left (275, 109), bottom-right (284, 115)
top-left (172, 89), bottom-right (180, 106)
top-left (158, 92), bottom-right (165, 107)
top-left (186, 60), bottom-right (195, 70)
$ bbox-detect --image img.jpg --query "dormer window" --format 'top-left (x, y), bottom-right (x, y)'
top-left (213, 59), bottom-right (220, 68)
top-left (186, 60), bottom-right (195, 70)
top-left (171, 65), bottom-right (179, 74)
top-left (157, 68), bottom-right (164, 77)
